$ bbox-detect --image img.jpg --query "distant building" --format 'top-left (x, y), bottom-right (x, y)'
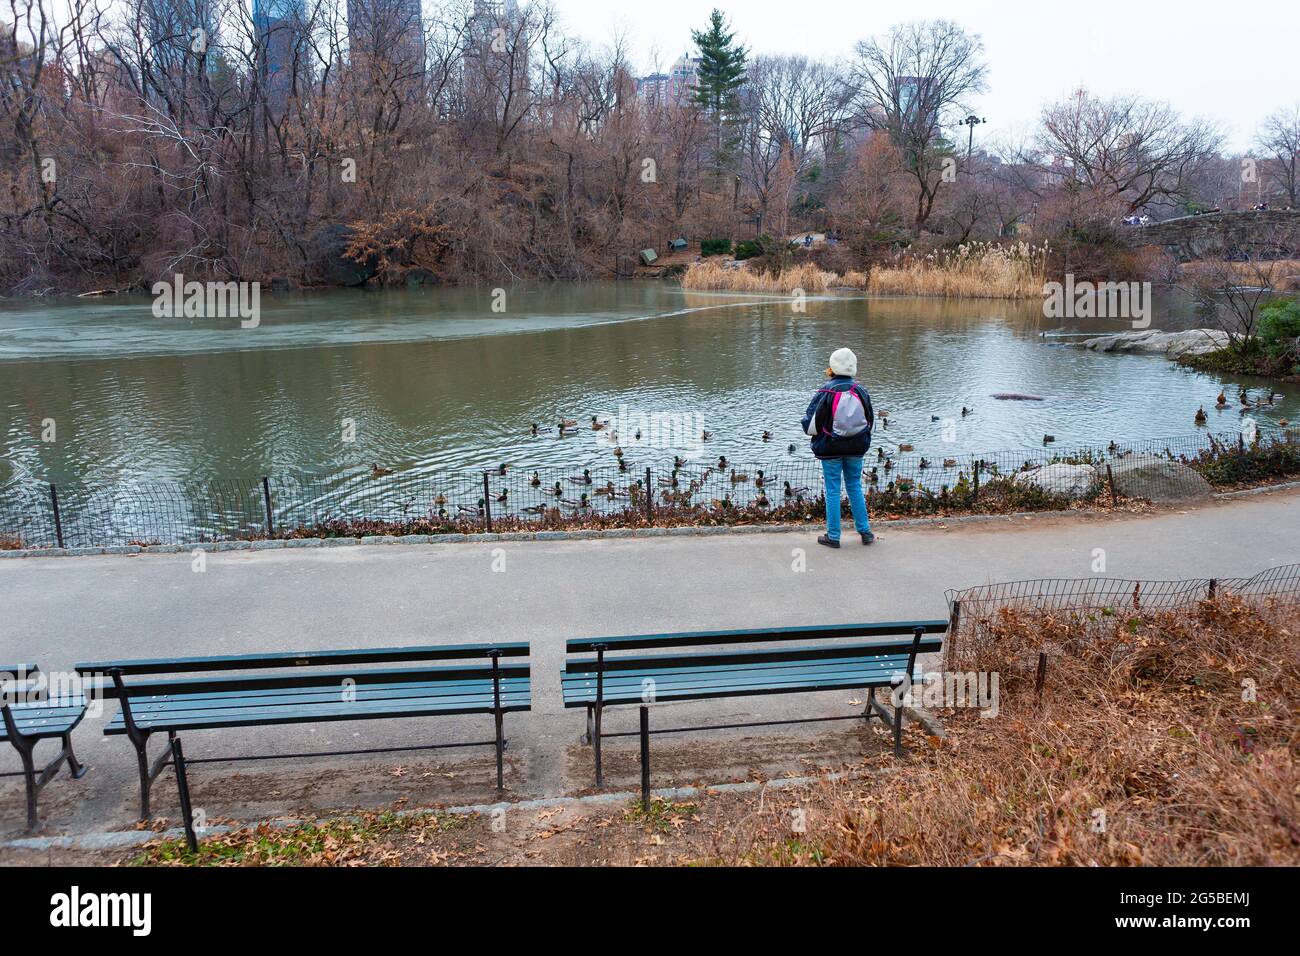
top-left (462, 0), bottom-right (528, 119)
top-left (254, 0), bottom-right (306, 108)
top-left (637, 54), bottom-right (700, 106)
top-left (348, 0), bottom-right (425, 75)
top-left (141, 0), bottom-right (220, 76)
top-left (892, 76), bottom-right (934, 123)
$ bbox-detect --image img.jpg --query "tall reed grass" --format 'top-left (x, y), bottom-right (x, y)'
top-left (680, 260), bottom-right (841, 294)
top-left (868, 241), bottom-right (1050, 299)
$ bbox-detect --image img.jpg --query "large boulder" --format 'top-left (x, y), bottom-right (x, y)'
top-left (1108, 454), bottom-right (1213, 501)
top-left (1076, 329), bottom-right (1229, 358)
top-left (307, 224), bottom-right (379, 287)
top-left (1014, 463), bottom-right (1099, 498)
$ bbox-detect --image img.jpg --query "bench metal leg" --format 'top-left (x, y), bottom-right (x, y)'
top-left (639, 706), bottom-right (651, 809)
top-left (170, 737), bottom-right (199, 853)
top-left (893, 699), bottom-right (905, 758)
top-left (593, 645), bottom-right (606, 788)
top-left (493, 713), bottom-right (505, 793)
top-left (17, 745), bottom-right (38, 832)
top-left (593, 702), bottom-right (604, 788)
top-left (584, 705), bottom-right (594, 745)
top-left (127, 732), bottom-right (173, 821)
top-left (2, 706), bottom-right (87, 833)
top-left (63, 733), bottom-right (87, 779)
top-left (863, 687), bottom-right (907, 758)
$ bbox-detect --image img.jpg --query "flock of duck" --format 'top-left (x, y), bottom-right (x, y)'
top-left (1194, 389), bottom-right (1290, 428)
top-left (360, 388), bottom-right (1291, 521)
top-left (362, 406), bottom-right (988, 520)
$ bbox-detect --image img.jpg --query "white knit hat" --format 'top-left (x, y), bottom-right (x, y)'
top-left (829, 347), bottom-right (857, 377)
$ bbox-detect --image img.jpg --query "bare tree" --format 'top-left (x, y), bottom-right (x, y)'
top-left (1036, 90), bottom-right (1224, 216)
top-left (738, 54), bottom-right (850, 237)
top-left (849, 19), bottom-right (987, 234)
top-left (1256, 104), bottom-right (1300, 208)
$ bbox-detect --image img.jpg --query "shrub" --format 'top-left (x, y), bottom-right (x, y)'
top-left (733, 236), bottom-right (772, 261)
top-left (699, 238), bottom-right (732, 257)
top-left (1259, 298), bottom-right (1300, 358)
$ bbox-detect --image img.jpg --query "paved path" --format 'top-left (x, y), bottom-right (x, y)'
top-left (2, 487), bottom-right (1297, 840)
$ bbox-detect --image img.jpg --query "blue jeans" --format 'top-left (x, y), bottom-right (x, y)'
top-left (821, 456), bottom-right (871, 541)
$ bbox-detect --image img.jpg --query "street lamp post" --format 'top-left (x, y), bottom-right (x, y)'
top-left (963, 114), bottom-right (986, 163)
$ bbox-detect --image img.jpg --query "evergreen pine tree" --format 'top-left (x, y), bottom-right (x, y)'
top-left (691, 9), bottom-right (748, 184)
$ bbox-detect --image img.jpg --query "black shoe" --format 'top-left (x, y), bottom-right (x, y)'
top-left (861, 531), bottom-right (875, 545)
top-left (817, 534), bottom-right (840, 549)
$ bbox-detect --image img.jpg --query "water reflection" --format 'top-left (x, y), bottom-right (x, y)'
top-left (1, 283), bottom-right (1295, 488)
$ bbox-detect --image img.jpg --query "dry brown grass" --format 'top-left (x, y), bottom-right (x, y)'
top-left (869, 241), bottom-right (1050, 299)
top-left (680, 260), bottom-right (839, 294)
top-left (1181, 259), bottom-right (1300, 290)
top-left (743, 596), bottom-right (1299, 866)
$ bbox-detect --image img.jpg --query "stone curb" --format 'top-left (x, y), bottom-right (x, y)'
top-left (3, 482), bottom-right (1296, 559)
top-left (0, 512), bottom-right (1031, 558)
top-left (0, 767), bottom-right (879, 853)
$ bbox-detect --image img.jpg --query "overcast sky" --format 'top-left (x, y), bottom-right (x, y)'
top-left (549, 0), bottom-right (1298, 153)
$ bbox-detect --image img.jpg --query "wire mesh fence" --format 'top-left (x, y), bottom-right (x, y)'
top-left (2, 427), bottom-right (1297, 550)
top-left (943, 564), bottom-right (1300, 668)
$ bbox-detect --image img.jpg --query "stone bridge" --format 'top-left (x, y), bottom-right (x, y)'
top-left (1123, 209), bottom-right (1300, 261)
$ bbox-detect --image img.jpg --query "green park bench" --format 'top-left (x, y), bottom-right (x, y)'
top-left (561, 621), bottom-right (946, 796)
top-left (1, 663), bottom-right (89, 831)
top-left (75, 643), bottom-right (532, 840)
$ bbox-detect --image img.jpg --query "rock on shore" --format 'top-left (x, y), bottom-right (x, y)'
top-left (1075, 329), bottom-right (1229, 358)
top-left (1013, 463), bottom-right (1099, 498)
top-left (1109, 454), bottom-right (1214, 501)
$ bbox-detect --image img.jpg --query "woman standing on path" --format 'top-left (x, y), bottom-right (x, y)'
top-left (800, 348), bottom-right (875, 549)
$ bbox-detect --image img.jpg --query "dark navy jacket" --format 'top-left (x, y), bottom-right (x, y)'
top-left (800, 375), bottom-right (874, 459)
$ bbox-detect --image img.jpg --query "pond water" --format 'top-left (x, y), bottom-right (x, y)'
top-left (2, 282), bottom-right (1295, 494)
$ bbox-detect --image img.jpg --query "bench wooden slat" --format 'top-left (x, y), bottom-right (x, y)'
top-left (561, 663), bottom-right (915, 703)
top-left (75, 642), bottom-right (529, 676)
top-left (1, 664), bottom-right (43, 704)
top-left (92, 663), bottom-right (530, 699)
top-left (110, 686), bottom-right (532, 725)
top-left (103, 693), bottom-right (532, 734)
top-left (566, 621), bottom-right (947, 654)
top-left (563, 671), bottom-right (918, 707)
top-left (110, 678), bottom-right (532, 716)
top-left (566, 637), bottom-right (941, 673)
top-left (566, 650), bottom-right (915, 681)
top-left (0, 697), bottom-right (88, 740)
top-left (562, 658), bottom-right (918, 696)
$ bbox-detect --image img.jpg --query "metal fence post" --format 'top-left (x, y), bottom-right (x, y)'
top-left (947, 598), bottom-right (961, 670)
top-left (972, 460), bottom-right (980, 504)
top-left (48, 484), bottom-right (64, 549)
top-left (482, 471), bottom-right (492, 532)
top-left (645, 467), bottom-right (653, 524)
top-left (261, 477), bottom-right (275, 538)
top-left (1106, 464), bottom-right (1117, 508)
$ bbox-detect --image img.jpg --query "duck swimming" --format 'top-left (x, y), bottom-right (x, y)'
top-left (370, 463), bottom-right (393, 478)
